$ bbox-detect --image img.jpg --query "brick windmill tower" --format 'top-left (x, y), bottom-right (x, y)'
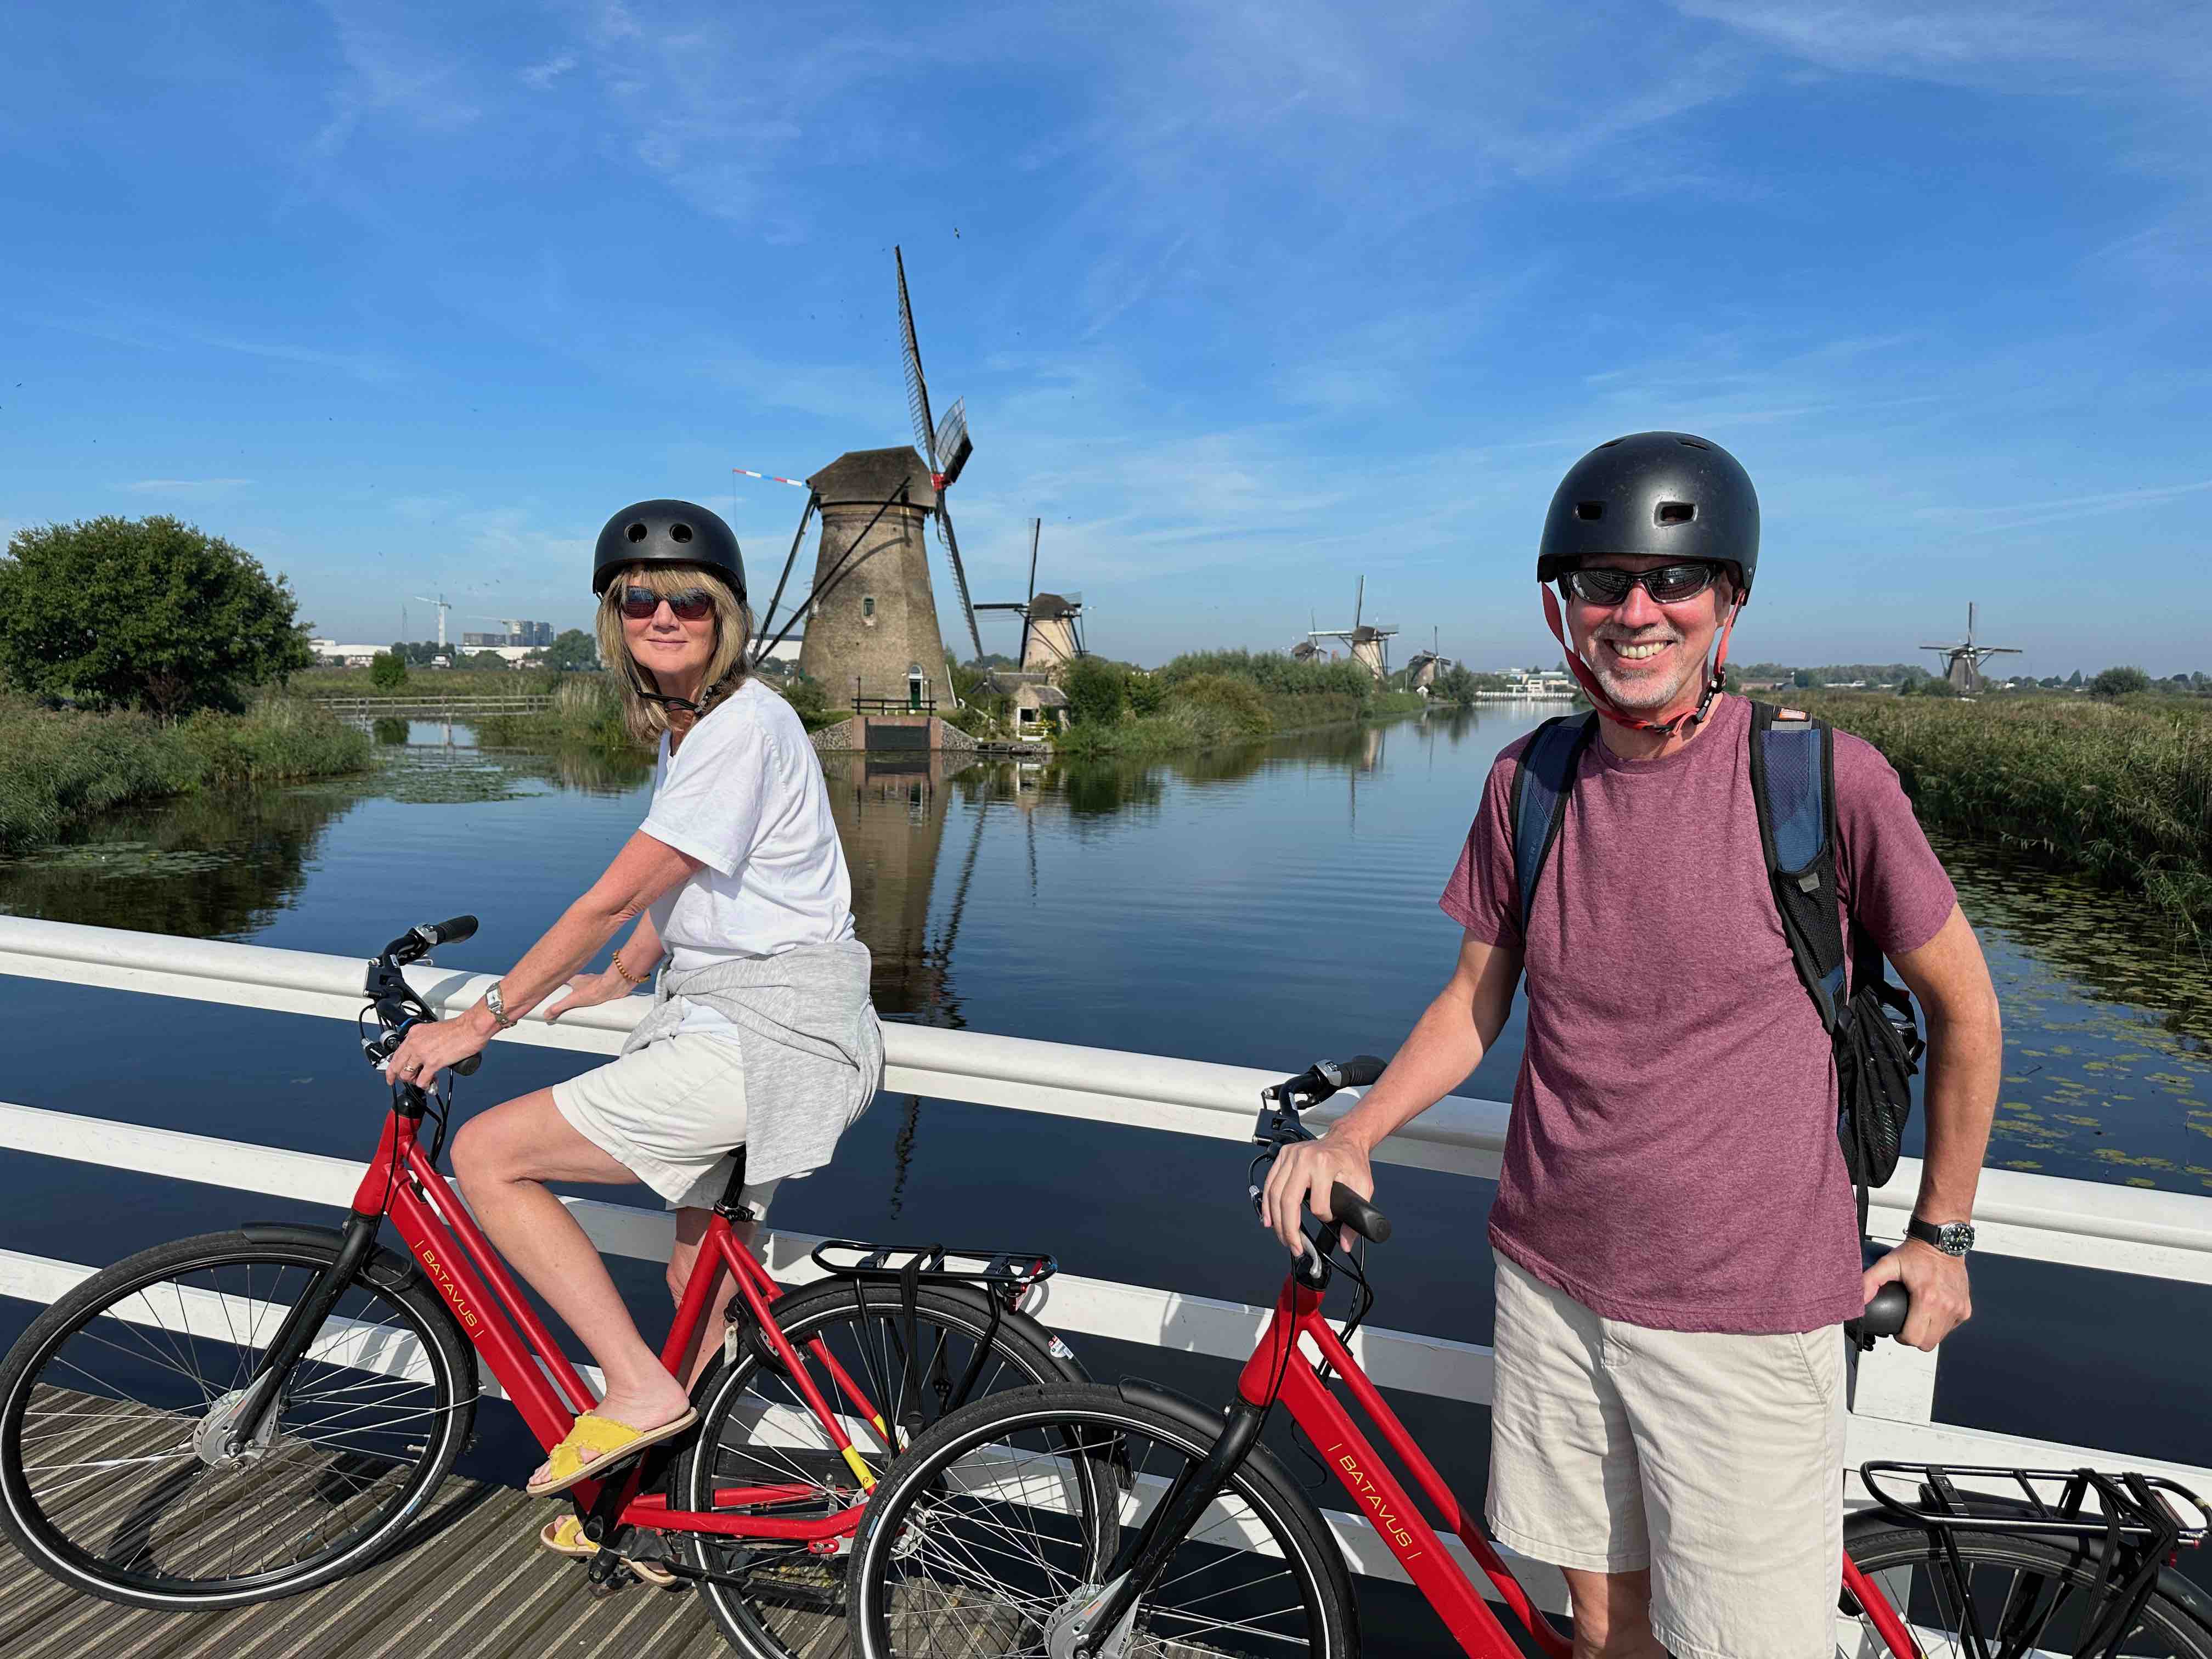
top-left (789, 248), bottom-right (986, 712)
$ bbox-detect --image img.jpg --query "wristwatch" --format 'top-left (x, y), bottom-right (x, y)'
top-left (484, 982), bottom-right (521, 1030)
top-left (1906, 1217), bottom-right (1975, 1257)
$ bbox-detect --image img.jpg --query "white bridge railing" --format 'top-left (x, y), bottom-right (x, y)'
top-left (3, 916), bottom-right (2209, 1605)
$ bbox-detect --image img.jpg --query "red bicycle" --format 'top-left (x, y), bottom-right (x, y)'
top-left (0, 916), bottom-right (1084, 1659)
top-left (846, 1058), bottom-right (2212, 1658)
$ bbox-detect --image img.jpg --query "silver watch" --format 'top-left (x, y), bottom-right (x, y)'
top-left (484, 982), bottom-right (520, 1030)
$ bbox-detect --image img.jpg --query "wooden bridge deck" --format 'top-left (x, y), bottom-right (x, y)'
top-left (0, 1474), bottom-right (831, 1659)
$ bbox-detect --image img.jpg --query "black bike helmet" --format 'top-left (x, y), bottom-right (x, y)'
top-left (591, 500), bottom-right (746, 603)
top-left (1535, 432), bottom-right (1759, 600)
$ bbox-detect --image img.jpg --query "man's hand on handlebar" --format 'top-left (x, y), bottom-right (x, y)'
top-left (1262, 1135), bottom-right (1376, 1257)
top-left (383, 1007), bottom-right (494, 1088)
top-left (1862, 1239), bottom-right (1971, 1352)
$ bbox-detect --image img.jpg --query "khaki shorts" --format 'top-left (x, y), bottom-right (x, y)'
top-left (552, 1032), bottom-right (781, 1215)
top-left (1486, 1252), bottom-right (1847, 1659)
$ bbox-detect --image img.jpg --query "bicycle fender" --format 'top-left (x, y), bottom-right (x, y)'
top-left (240, 1222), bottom-right (430, 1299)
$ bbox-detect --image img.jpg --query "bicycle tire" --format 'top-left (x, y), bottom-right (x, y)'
top-left (848, 1382), bottom-right (1357, 1659)
top-left (0, 1228), bottom-right (476, 1610)
top-left (670, 1279), bottom-right (1086, 1659)
top-left (1843, 1521), bottom-right (2212, 1657)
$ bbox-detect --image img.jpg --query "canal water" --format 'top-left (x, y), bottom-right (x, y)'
top-left (2, 704), bottom-right (2207, 1638)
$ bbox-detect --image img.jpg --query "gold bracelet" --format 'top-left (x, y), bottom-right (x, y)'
top-left (610, 949), bottom-right (652, 985)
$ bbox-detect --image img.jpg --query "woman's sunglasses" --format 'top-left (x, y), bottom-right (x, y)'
top-left (1561, 561), bottom-right (1722, 607)
top-left (619, 585), bottom-right (714, 622)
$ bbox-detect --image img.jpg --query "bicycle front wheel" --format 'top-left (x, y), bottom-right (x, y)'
top-left (0, 1229), bottom-right (476, 1610)
top-left (848, 1383), bottom-right (1357, 1659)
top-left (1843, 1521), bottom-right (2212, 1657)
top-left (671, 1279), bottom-right (1086, 1659)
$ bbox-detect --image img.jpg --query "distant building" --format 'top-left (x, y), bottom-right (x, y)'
top-left (308, 639), bottom-right (388, 668)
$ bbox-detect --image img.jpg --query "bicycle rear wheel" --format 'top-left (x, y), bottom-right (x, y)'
top-left (670, 1280), bottom-right (1085, 1659)
top-left (0, 1229), bottom-right (475, 1609)
top-left (1842, 1522), bottom-right (2212, 1657)
top-left (847, 1383), bottom-right (1357, 1659)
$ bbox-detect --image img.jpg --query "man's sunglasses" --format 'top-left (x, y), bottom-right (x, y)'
top-left (1561, 562), bottom-right (1722, 607)
top-left (619, 585), bottom-right (715, 622)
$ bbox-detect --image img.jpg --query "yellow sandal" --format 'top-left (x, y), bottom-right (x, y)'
top-left (525, 1408), bottom-right (698, 1498)
top-left (537, 1514), bottom-right (680, 1589)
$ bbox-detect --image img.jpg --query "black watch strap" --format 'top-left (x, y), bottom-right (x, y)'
top-left (1906, 1216), bottom-right (1974, 1256)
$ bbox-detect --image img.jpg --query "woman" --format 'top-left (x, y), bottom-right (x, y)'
top-left (385, 499), bottom-right (882, 1539)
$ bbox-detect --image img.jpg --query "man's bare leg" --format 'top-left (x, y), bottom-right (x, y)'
top-left (1560, 1567), bottom-right (1668, 1659)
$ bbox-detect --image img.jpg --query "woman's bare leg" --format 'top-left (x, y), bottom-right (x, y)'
top-left (450, 1090), bottom-right (694, 1462)
top-left (665, 1206), bottom-right (763, 1392)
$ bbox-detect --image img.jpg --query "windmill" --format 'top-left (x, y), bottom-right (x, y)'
top-left (896, 246), bottom-right (984, 663)
top-left (975, 520), bottom-right (1087, 670)
top-left (1921, 602), bottom-right (2021, 693)
top-left (412, 594), bottom-right (453, 650)
top-left (1308, 577), bottom-right (1398, 683)
top-left (1404, 628), bottom-right (1444, 693)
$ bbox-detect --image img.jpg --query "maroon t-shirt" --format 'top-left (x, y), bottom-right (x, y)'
top-left (1440, 696), bottom-right (1958, 1334)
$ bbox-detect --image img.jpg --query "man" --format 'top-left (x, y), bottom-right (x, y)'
top-left (1265, 432), bottom-right (2001, 1659)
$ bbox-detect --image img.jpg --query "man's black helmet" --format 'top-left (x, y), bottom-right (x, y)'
top-left (591, 500), bottom-right (746, 602)
top-left (1536, 432), bottom-right (1758, 600)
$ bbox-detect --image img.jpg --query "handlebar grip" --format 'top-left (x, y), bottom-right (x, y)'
top-left (1329, 1183), bottom-right (1392, 1244)
top-left (426, 915), bottom-right (478, 946)
top-left (1319, 1054), bottom-right (1387, 1089)
top-left (452, 1053), bottom-right (483, 1077)
top-left (1853, 1282), bottom-right (1911, 1341)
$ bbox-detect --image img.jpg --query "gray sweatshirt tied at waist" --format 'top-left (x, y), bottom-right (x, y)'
top-left (625, 939), bottom-right (885, 1187)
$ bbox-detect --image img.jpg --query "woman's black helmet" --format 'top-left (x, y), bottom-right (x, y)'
top-left (1536, 432), bottom-right (1758, 600)
top-left (591, 500), bottom-right (746, 603)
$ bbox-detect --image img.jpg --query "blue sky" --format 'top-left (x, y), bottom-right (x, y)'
top-left (3, 2), bottom-right (2207, 674)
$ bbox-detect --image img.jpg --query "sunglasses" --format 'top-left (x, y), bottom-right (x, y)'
top-left (619, 585), bottom-right (715, 622)
top-left (1561, 562), bottom-right (1722, 607)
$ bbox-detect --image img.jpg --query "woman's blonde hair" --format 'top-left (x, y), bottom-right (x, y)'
top-left (595, 563), bottom-right (755, 747)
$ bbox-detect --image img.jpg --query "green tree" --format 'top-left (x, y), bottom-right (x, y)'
top-left (543, 629), bottom-right (599, 672)
top-left (370, 651), bottom-right (409, 690)
top-left (2090, 665), bottom-right (2152, 698)
top-left (0, 516), bottom-right (312, 719)
top-left (1063, 656), bottom-right (1127, 726)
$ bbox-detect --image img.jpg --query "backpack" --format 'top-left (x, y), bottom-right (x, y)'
top-left (1508, 703), bottom-right (1926, 1233)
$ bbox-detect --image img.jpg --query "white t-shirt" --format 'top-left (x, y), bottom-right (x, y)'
top-left (640, 680), bottom-right (857, 992)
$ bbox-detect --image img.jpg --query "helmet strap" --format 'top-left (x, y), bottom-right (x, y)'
top-left (1542, 584), bottom-right (1741, 740)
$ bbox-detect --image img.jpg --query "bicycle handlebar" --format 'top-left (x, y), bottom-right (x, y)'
top-left (422, 913), bottom-right (477, 948)
top-left (1329, 1182), bottom-right (1392, 1245)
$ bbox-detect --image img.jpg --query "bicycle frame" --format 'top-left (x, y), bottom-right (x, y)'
top-left (339, 1102), bottom-right (883, 1545)
top-left (1231, 1270), bottom-right (1923, 1659)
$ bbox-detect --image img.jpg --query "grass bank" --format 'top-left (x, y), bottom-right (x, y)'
top-left (0, 695), bottom-right (373, 856)
top-left (1803, 692), bottom-right (2212, 938)
top-left (1054, 664), bottom-right (1421, 761)
top-left (473, 676), bottom-right (630, 750)
top-left (289, 663), bottom-right (561, 698)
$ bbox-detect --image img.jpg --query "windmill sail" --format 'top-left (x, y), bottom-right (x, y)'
top-left (894, 245), bottom-right (983, 660)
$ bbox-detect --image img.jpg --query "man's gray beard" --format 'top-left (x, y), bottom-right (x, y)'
top-left (1589, 651), bottom-right (1703, 712)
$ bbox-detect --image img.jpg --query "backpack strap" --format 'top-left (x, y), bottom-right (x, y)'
top-left (1747, 701), bottom-right (1849, 1034)
top-left (1509, 713), bottom-right (1599, 929)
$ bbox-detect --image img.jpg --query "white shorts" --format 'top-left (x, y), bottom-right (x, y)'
top-left (551, 1032), bottom-right (781, 1215)
top-left (1486, 1252), bottom-right (1847, 1659)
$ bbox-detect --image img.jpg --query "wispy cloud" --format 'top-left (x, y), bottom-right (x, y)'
top-left (313, 0), bottom-right (483, 156)
top-left (1916, 477), bottom-right (2212, 535)
top-left (123, 478), bottom-right (253, 497)
top-left (28, 311), bottom-right (404, 384)
top-left (519, 52), bottom-right (576, 90)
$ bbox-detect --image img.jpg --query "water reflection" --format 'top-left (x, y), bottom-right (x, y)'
top-left (822, 753), bottom-right (974, 1027)
top-left (0, 785), bottom-right (353, 939)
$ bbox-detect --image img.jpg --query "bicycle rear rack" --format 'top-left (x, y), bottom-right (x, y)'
top-left (1860, 1463), bottom-right (2210, 1548)
top-left (1860, 1463), bottom-right (2209, 1658)
top-left (810, 1239), bottom-right (1056, 1312)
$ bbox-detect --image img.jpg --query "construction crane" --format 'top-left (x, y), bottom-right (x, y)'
top-left (412, 595), bottom-right (453, 650)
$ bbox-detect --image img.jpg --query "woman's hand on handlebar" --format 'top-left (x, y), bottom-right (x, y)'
top-left (542, 964), bottom-right (637, 1023)
top-left (1262, 1135), bottom-right (1375, 1256)
top-left (384, 1007), bottom-right (493, 1087)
